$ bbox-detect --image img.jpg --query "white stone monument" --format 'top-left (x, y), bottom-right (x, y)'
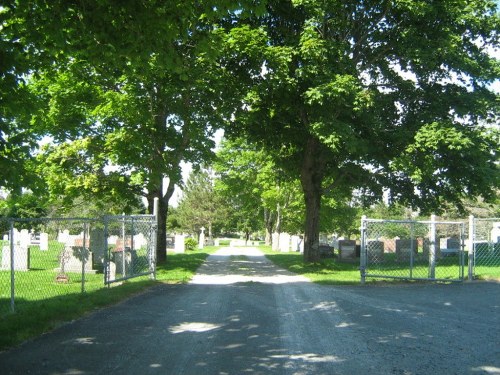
top-left (174, 234), bottom-right (185, 253)
top-left (272, 232), bottom-right (280, 251)
top-left (279, 233), bottom-right (290, 252)
top-left (1, 245), bottom-right (30, 271)
top-left (198, 227), bottom-right (205, 250)
top-left (40, 233), bottom-right (49, 251)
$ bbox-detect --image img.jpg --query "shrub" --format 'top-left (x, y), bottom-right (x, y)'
top-left (184, 237), bottom-right (198, 250)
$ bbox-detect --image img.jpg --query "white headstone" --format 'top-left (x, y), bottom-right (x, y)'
top-left (57, 245), bottom-right (95, 274)
top-left (279, 233), bottom-right (291, 252)
top-left (198, 227), bottom-right (205, 250)
top-left (215, 239), bottom-right (220, 246)
top-left (1, 245), bottom-right (30, 271)
top-left (3, 234), bottom-right (8, 242)
top-left (108, 235), bottom-right (118, 245)
top-left (20, 229), bottom-right (30, 248)
top-left (491, 222), bottom-right (500, 243)
top-left (58, 230), bottom-right (70, 244)
top-left (40, 233), bottom-right (49, 251)
top-left (12, 228), bottom-right (20, 244)
top-left (108, 261), bottom-right (116, 282)
top-left (174, 235), bottom-right (185, 253)
top-left (291, 236), bottom-right (300, 252)
top-left (272, 232), bottom-right (280, 251)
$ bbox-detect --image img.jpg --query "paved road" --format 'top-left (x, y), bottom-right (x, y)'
top-left (0, 247), bottom-right (499, 374)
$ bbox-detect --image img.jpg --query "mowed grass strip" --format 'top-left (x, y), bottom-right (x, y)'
top-left (0, 247), bottom-right (218, 351)
top-left (259, 246), bottom-right (361, 285)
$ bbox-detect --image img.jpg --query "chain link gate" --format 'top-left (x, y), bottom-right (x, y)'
top-left (360, 217), bottom-right (466, 283)
top-left (469, 217), bottom-right (500, 280)
top-left (104, 215), bottom-right (157, 285)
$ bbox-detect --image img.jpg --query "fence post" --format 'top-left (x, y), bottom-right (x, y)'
top-left (360, 215), bottom-right (367, 284)
top-left (9, 220), bottom-right (15, 313)
top-left (104, 216), bottom-right (109, 286)
top-left (151, 197), bottom-right (159, 280)
top-left (429, 214), bottom-right (436, 279)
top-left (81, 222), bottom-right (87, 293)
top-left (468, 215), bottom-right (474, 281)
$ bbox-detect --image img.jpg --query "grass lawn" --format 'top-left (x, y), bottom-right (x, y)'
top-left (0, 246), bottom-right (218, 351)
top-left (260, 246), bottom-right (361, 285)
top-left (260, 246), bottom-right (500, 284)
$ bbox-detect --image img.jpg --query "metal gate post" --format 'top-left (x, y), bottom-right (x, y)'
top-left (104, 216), bottom-right (109, 286)
top-left (9, 220), bottom-right (15, 313)
top-left (82, 221), bottom-right (87, 293)
top-left (360, 215), bottom-right (367, 284)
top-left (468, 215), bottom-right (474, 281)
top-left (151, 197), bottom-right (159, 280)
top-left (429, 214), bottom-right (436, 279)
top-left (460, 222), bottom-right (465, 280)
top-left (409, 221), bottom-right (415, 279)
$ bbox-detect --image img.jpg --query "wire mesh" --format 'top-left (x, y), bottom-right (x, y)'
top-left (0, 215), bottom-right (156, 315)
top-left (104, 215), bottom-right (156, 284)
top-left (361, 219), bottom-right (465, 282)
top-left (472, 218), bottom-right (500, 279)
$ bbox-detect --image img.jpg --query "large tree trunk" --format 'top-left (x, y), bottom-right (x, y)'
top-left (264, 208), bottom-right (274, 245)
top-left (147, 178), bottom-right (175, 264)
top-left (300, 137), bottom-right (326, 263)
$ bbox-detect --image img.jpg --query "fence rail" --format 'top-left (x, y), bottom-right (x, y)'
top-left (0, 214), bottom-right (156, 314)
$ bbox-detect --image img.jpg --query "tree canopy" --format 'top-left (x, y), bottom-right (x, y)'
top-left (222, 0), bottom-right (499, 261)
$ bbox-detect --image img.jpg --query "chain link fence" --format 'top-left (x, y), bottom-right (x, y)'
top-left (0, 215), bottom-right (156, 315)
top-left (360, 217), bottom-right (466, 282)
top-left (470, 217), bottom-right (500, 279)
top-left (103, 215), bottom-right (156, 284)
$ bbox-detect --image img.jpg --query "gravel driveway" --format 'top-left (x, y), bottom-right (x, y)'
top-left (0, 247), bottom-right (499, 375)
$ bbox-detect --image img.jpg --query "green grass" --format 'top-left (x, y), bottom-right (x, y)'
top-left (0, 246), bottom-right (218, 351)
top-left (260, 246), bottom-right (361, 285)
top-left (260, 246), bottom-right (500, 284)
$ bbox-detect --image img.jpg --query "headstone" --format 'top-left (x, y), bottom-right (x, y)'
top-left (367, 240), bottom-right (384, 263)
top-left (108, 235), bottom-right (118, 245)
top-left (198, 227), bottom-right (205, 250)
top-left (214, 239), bottom-right (220, 246)
top-left (271, 232), bottom-right (279, 251)
top-left (134, 233), bottom-right (146, 249)
top-left (1, 245), bottom-right (30, 271)
top-left (338, 240), bottom-right (357, 262)
top-left (58, 230), bottom-right (70, 244)
top-left (90, 229), bottom-right (106, 268)
top-left (3, 234), bottom-right (8, 242)
top-left (108, 261), bottom-right (116, 282)
top-left (20, 229), bottom-right (30, 249)
top-left (174, 234), bottom-right (185, 253)
top-left (12, 228), bottom-right (20, 244)
top-left (395, 239), bottom-right (418, 261)
top-left (298, 237), bottom-right (304, 253)
top-left (279, 233), bottom-right (290, 252)
top-left (491, 222), bottom-right (500, 243)
top-left (440, 237), bottom-right (460, 256)
top-left (56, 245), bottom-right (96, 274)
top-left (291, 235), bottom-right (299, 252)
top-left (39, 233), bottom-right (49, 251)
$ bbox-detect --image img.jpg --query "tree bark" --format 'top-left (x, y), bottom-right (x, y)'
top-left (147, 178), bottom-right (175, 264)
top-left (300, 136), bottom-right (326, 263)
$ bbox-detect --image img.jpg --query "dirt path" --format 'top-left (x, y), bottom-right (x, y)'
top-left (0, 247), bottom-right (499, 374)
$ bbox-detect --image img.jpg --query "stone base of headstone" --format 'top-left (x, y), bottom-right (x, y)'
top-left (55, 273), bottom-right (70, 283)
